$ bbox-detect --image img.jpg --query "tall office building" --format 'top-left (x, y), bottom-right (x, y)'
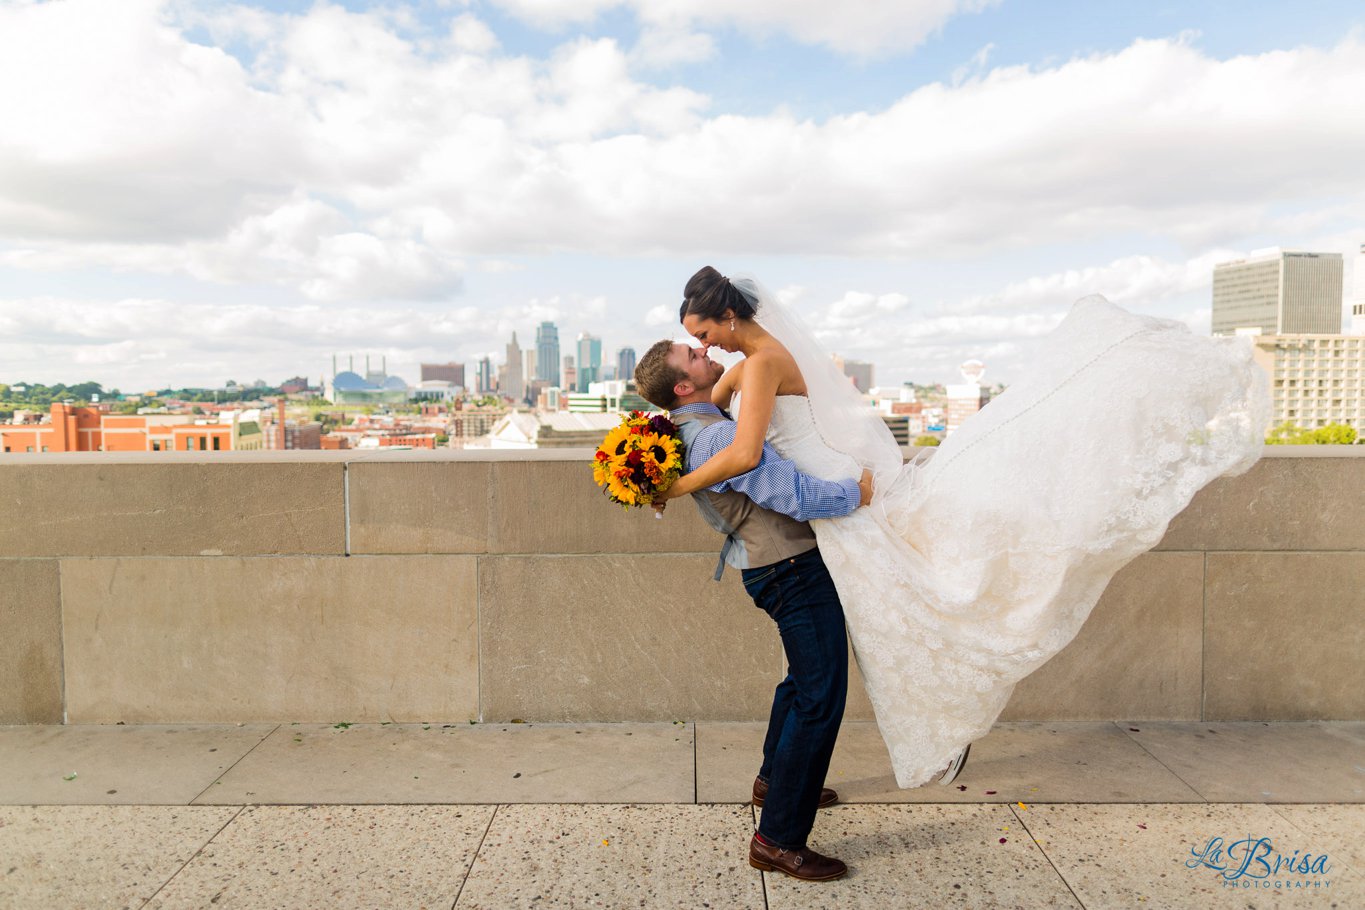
top-left (1251, 334), bottom-right (1365, 430)
top-left (536, 321), bottom-right (560, 385)
top-left (505, 332), bottom-right (524, 402)
top-left (841, 359), bottom-right (875, 393)
top-left (576, 333), bottom-right (602, 392)
top-left (1352, 244), bottom-right (1365, 335)
top-left (1212, 250), bottom-right (1343, 336)
top-left (476, 356), bottom-right (494, 395)
top-left (562, 355), bottom-right (575, 392)
top-left (616, 347), bottom-right (637, 384)
top-left (525, 350), bottom-right (536, 384)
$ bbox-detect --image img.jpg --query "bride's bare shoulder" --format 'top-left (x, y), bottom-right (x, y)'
top-left (751, 339), bottom-right (808, 396)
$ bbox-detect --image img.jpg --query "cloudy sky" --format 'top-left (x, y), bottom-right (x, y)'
top-left (2, 0), bottom-right (1364, 392)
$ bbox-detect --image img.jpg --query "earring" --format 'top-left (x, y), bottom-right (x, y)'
top-left (730, 319), bottom-right (736, 331)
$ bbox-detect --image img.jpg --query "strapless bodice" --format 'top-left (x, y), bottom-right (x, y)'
top-left (734, 392), bottom-right (861, 482)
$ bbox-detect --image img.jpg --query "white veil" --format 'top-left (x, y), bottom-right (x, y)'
top-left (731, 274), bottom-right (906, 496)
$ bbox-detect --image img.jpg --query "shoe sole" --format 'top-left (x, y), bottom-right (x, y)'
top-left (748, 857), bottom-right (847, 881)
top-left (937, 743), bottom-right (971, 786)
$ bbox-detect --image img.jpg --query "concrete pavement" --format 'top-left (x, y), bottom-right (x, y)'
top-left (2, 720), bottom-right (1362, 908)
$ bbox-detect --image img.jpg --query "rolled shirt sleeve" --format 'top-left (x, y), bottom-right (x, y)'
top-left (687, 420), bottom-right (860, 521)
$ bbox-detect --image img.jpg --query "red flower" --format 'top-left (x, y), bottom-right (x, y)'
top-left (595, 450), bottom-right (609, 462)
top-left (626, 450), bottom-right (643, 465)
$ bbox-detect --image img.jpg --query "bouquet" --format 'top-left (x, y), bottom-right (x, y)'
top-left (592, 411), bottom-right (686, 509)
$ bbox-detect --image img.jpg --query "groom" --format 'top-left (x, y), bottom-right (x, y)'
top-left (635, 339), bottom-right (873, 882)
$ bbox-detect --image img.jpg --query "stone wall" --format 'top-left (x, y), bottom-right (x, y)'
top-left (1, 448), bottom-right (1361, 725)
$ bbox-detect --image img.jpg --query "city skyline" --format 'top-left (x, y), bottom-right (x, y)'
top-left (1, 2), bottom-right (1363, 392)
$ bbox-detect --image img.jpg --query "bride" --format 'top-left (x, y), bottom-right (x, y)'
top-left (658, 265), bottom-right (1271, 788)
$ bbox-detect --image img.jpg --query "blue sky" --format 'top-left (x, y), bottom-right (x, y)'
top-left (1, 0), bottom-right (1363, 392)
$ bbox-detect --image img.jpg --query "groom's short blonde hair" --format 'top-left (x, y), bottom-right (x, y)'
top-left (634, 340), bottom-right (684, 410)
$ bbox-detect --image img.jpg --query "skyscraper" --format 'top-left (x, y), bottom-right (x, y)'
top-left (616, 347), bottom-right (637, 384)
top-left (536, 321), bottom-right (560, 386)
top-left (476, 356), bottom-right (494, 394)
top-left (1352, 243), bottom-right (1365, 335)
top-left (562, 354), bottom-right (575, 391)
top-left (505, 332), bottom-right (524, 402)
top-left (1212, 250), bottom-right (1344, 336)
top-left (841, 359), bottom-right (875, 393)
top-left (576, 333), bottom-right (602, 392)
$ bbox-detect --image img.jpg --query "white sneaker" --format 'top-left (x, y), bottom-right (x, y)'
top-left (937, 743), bottom-right (971, 785)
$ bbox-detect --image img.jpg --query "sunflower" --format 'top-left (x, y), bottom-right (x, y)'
top-left (591, 413), bottom-right (686, 509)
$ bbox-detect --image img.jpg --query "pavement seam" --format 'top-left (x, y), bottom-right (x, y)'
top-left (1267, 804), bottom-right (1365, 878)
top-left (56, 559), bottom-right (68, 724)
top-left (451, 803), bottom-right (499, 909)
top-left (1007, 803), bottom-right (1088, 910)
top-left (1201, 550), bottom-right (1207, 723)
top-left (343, 461), bottom-right (351, 556)
top-left (692, 721), bottom-right (699, 804)
top-left (137, 804), bottom-right (246, 909)
top-left (187, 723), bottom-right (280, 805)
top-left (1112, 721), bottom-right (1210, 804)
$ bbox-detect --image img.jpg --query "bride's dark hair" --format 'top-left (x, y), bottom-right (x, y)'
top-left (681, 266), bottom-right (757, 323)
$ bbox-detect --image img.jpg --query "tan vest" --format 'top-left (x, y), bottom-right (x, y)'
top-left (676, 410), bottom-right (817, 580)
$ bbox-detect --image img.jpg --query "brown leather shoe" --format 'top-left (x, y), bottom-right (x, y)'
top-left (748, 834), bottom-right (847, 881)
top-left (752, 776), bottom-right (838, 809)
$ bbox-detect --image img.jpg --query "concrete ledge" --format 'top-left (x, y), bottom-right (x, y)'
top-left (0, 448), bottom-right (1361, 724)
top-left (0, 463), bottom-right (345, 557)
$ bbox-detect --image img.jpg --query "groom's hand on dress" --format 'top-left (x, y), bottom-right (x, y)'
top-left (858, 469), bottom-right (874, 507)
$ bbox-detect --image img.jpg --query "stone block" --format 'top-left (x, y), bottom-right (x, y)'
top-left (479, 554), bottom-right (781, 721)
top-left (1157, 453), bottom-right (1365, 551)
top-left (60, 556), bottom-right (478, 722)
top-left (200, 722), bottom-right (695, 804)
top-left (348, 461), bottom-right (491, 554)
top-left (1204, 552), bottom-right (1365, 720)
top-left (488, 459), bottom-right (717, 554)
top-left (764, 805), bottom-right (1081, 908)
top-left (1122, 721), bottom-right (1365, 802)
top-left (0, 463), bottom-right (344, 556)
top-left (0, 806), bottom-right (239, 910)
top-left (1002, 552), bottom-right (1203, 720)
top-left (455, 805), bottom-right (764, 910)
top-left (0, 724), bottom-right (274, 804)
top-left (0, 560), bottom-right (63, 724)
top-left (146, 806), bottom-right (493, 909)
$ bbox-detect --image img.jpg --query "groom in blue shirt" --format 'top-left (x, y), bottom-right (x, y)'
top-left (635, 340), bottom-right (871, 883)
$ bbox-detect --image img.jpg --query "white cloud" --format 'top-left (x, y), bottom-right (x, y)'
top-left (449, 13), bottom-right (500, 55)
top-left (489, 0), bottom-right (1000, 58)
top-left (0, 292), bottom-right (566, 389)
top-left (3, 5), bottom-right (1364, 281)
top-left (644, 303), bottom-right (674, 325)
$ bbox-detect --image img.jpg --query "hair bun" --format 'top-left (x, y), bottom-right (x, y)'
top-left (681, 266), bottom-right (756, 322)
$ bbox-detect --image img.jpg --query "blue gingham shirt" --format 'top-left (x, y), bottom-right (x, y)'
top-left (672, 402), bottom-right (861, 521)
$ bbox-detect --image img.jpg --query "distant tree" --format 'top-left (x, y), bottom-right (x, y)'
top-left (1266, 421), bottom-right (1358, 445)
top-left (1311, 424), bottom-right (1357, 445)
top-left (913, 434), bottom-right (941, 447)
top-left (67, 381), bottom-right (104, 401)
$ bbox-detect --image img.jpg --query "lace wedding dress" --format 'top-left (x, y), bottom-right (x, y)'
top-left (739, 294), bottom-right (1270, 788)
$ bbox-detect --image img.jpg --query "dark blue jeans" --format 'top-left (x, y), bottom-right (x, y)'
top-left (741, 546), bottom-right (848, 850)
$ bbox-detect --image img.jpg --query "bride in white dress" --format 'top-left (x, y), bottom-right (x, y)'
top-left (659, 266), bottom-right (1271, 788)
